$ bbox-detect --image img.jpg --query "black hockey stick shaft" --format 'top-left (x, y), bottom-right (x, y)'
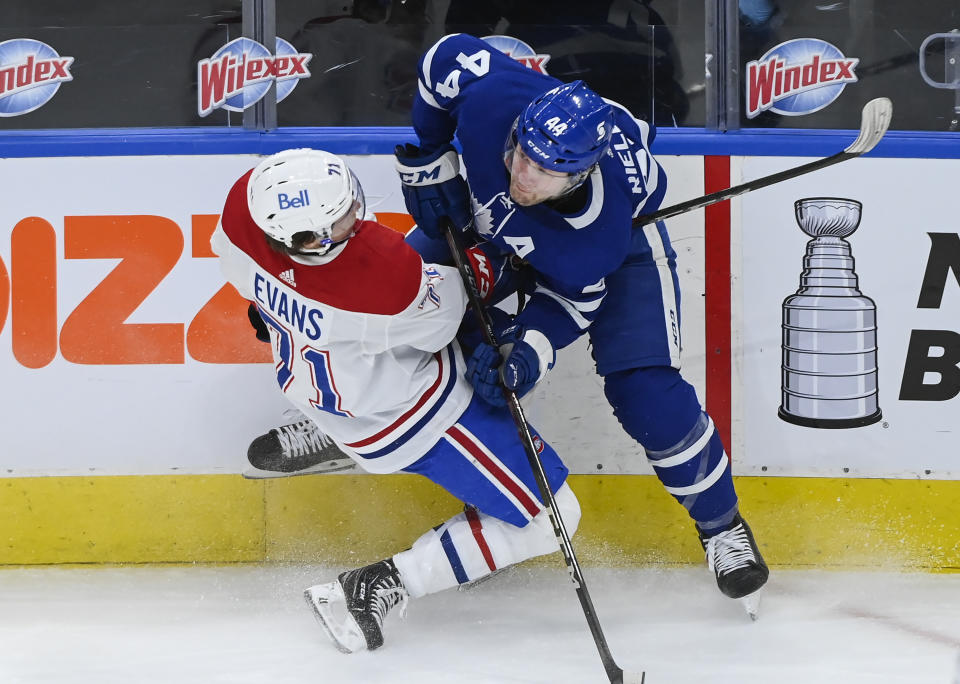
top-left (633, 96), bottom-right (892, 228)
top-left (445, 222), bottom-right (643, 684)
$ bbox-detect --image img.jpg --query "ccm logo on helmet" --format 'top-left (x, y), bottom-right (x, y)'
top-left (524, 139), bottom-right (551, 160)
top-left (277, 190), bottom-right (310, 210)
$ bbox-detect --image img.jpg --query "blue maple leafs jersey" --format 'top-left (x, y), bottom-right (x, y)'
top-left (413, 33), bottom-right (668, 352)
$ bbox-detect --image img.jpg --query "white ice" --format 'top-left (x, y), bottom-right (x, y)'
top-left (1, 563), bottom-right (958, 683)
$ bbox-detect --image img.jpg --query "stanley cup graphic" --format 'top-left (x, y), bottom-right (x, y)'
top-left (779, 198), bottom-right (882, 428)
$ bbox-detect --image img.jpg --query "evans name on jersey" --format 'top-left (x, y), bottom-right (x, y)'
top-left (252, 271), bottom-right (323, 341)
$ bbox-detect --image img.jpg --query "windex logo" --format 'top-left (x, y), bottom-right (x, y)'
top-left (746, 38), bottom-right (858, 118)
top-left (481, 35), bottom-right (550, 74)
top-left (0, 39), bottom-right (73, 117)
top-left (197, 37), bottom-right (312, 117)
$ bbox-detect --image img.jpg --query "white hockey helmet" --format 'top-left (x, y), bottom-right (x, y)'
top-left (247, 148), bottom-right (365, 255)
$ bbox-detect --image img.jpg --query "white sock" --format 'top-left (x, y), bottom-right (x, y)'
top-left (393, 482), bottom-right (580, 598)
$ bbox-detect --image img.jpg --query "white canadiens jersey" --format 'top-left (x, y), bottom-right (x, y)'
top-left (212, 170), bottom-right (473, 474)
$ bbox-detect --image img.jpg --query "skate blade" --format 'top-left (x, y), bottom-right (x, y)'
top-left (303, 582), bottom-right (367, 654)
top-left (243, 459), bottom-right (356, 479)
top-left (457, 566), bottom-right (507, 592)
top-left (740, 590), bottom-right (762, 621)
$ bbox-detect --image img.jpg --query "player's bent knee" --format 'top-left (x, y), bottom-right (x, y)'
top-left (554, 482), bottom-right (581, 536)
top-left (511, 481), bottom-right (581, 561)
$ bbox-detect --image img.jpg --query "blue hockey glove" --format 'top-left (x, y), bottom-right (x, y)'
top-left (395, 142), bottom-right (472, 240)
top-left (466, 325), bottom-right (552, 406)
top-left (466, 342), bottom-right (508, 406)
top-left (458, 305), bottom-right (513, 358)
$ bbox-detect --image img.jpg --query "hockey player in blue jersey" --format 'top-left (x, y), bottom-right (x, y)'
top-left (395, 33), bottom-right (769, 607)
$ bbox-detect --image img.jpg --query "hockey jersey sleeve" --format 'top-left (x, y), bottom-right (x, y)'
top-left (514, 272), bottom-right (607, 354)
top-left (210, 219), bottom-right (254, 300)
top-left (412, 33), bottom-right (529, 152)
top-left (376, 261), bottom-right (469, 354)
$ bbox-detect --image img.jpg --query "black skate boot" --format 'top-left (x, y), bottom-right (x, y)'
top-left (698, 514), bottom-right (769, 616)
top-left (244, 417), bottom-right (354, 478)
top-left (304, 559), bottom-right (409, 653)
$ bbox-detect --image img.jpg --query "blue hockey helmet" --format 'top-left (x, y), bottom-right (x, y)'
top-left (513, 81), bottom-right (615, 175)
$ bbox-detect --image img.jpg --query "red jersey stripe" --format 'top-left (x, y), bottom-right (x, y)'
top-left (446, 425), bottom-right (542, 519)
top-left (345, 350), bottom-right (444, 448)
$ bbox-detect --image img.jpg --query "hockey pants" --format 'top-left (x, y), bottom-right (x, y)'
top-left (393, 395), bottom-right (579, 598)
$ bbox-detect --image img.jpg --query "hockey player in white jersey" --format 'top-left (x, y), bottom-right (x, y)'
top-left (211, 148), bottom-right (580, 653)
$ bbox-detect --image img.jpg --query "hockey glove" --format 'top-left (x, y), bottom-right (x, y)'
top-left (247, 302), bottom-right (270, 343)
top-left (458, 305), bottom-right (513, 358)
top-left (466, 325), bottom-right (554, 406)
top-left (395, 142), bottom-right (472, 240)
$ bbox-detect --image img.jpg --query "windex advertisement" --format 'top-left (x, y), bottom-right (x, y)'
top-left (480, 35), bottom-right (551, 74)
top-left (197, 37), bottom-right (312, 117)
top-left (0, 39), bottom-right (73, 117)
top-left (745, 38), bottom-right (859, 118)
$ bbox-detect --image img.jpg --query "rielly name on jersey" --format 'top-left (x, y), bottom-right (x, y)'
top-left (413, 33), bottom-right (668, 352)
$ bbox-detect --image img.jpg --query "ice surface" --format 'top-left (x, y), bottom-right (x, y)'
top-left (1, 563), bottom-right (957, 683)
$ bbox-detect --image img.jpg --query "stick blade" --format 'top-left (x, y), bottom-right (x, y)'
top-left (845, 97), bottom-right (893, 155)
top-left (622, 671), bottom-right (646, 684)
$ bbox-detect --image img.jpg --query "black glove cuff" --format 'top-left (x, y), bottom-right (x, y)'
top-left (247, 302), bottom-right (270, 343)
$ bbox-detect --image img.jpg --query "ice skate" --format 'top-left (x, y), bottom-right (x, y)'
top-left (244, 416), bottom-right (355, 478)
top-left (457, 566), bottom-right (509, 592)
top-left (304, 559), bottom-right (408, 653)
top-left (699, 514), bottom-right (769, 619)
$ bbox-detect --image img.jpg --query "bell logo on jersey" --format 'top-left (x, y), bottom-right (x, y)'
top-left (277, 190), bottom-right (309, 210)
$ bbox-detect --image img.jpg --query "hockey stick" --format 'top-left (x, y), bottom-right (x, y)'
top-left (633, 96), bottom-right (893, 227)
top-left (444, 221), bottom-right (645, 684)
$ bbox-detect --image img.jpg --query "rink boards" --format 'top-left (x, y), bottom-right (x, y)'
top-left (1, 134), bottom-right (959, 568)
top-left (3, 473), bottom-right (960, 570)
